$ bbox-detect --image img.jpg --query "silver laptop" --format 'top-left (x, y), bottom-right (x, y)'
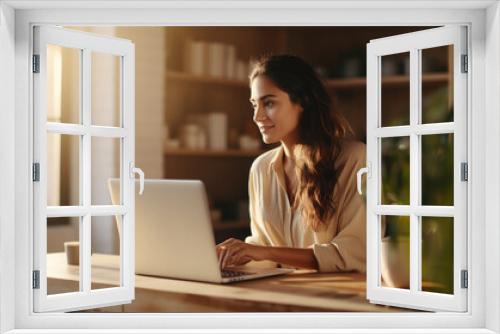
top-left (107, 178), bottom-right (293, 283)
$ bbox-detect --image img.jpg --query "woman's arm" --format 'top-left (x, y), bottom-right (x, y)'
top-left (261, 244), bottom-right (319, 270)
top-left (216, 238), bottom-right (319, 270)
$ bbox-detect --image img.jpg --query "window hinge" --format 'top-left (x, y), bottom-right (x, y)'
top-left (32, 270), bottom-right (40, 289)
top-left (32, 55), bottom-right (40, 73)
top-left (461, 54), bottom-right (468, 73)
top-left (33, 163), bottom-right (40, 182)
top-left (461, 162), bottom-right (468, 182)
top-left (461, 269), bottom-right (468, 289)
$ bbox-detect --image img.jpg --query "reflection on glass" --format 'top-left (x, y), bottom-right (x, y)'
top-left (47, 133), bottom-right (80, 206)
top-left (381, 137), bottom-right (410, 205)
top-left (422, 217), bottom-right (454, 294)
top-left (91, 137), bottom-right (121, 205)
top-left (422, 134), bottom-right (454, 206)
top-left (380, 215), bottom-right (410, 289)
top-left (47, 217), bottom-right (80, 295)
top-left (381, 52), bottom-right (410, 127)
top-left (91, 52), bottom-right (121, 127)
top-left (47, 44), bottom-right (81, 124)
top-left (422, 45), bottom-right (453, 123)
top-left (91, 216), bottom-right (121, 290)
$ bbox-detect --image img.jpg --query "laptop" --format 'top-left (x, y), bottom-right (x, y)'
top-left (107, 178), bottom-right (293, 283)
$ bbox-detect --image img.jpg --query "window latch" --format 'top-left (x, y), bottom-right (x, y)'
top-left (129, 162), bottom-right (145, 195)
top-left (356, 162), bottom-right (371, 195)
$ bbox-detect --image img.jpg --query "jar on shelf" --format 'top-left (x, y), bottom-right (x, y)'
top-left (180, 123), bottom-right (202, 150)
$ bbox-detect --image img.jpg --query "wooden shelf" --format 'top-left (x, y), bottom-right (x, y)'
top-left (212, 220), bottom-right (249, 231)
top-left (165, 148), bottom-right (264, 158)
top-left (166, 70), bottom-right (248, 88)
top-left (167, 70), bottom-right (449, 90)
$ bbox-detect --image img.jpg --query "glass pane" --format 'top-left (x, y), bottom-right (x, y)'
top-left (380, 215), bottom-right (410, 289)
top-left (91, 137), bottom-right (121, 205)
top-left (47, 45), bottom-right (81, 124)
top-left (47, 133), bottom-right (80, 206)
top-left (47, 217), bottom-right (80, 295)
top-left (422, 45), bottom-right (453, 123)
top-left (422, 134), bottom-right (454, 206)
top-left (91, 52), bottom-right (121, 127)
top-left (91, 216), bottom-right (121, 290)
top-left (381, 52), bottom-right (410, 127)
top-left (381, 136), bottom-right (410, 205)
top-left (421, 217), bottom-right (454, 294)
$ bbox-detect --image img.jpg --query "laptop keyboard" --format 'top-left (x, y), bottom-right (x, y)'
top-left (221, 270), bottom-right (253, 278)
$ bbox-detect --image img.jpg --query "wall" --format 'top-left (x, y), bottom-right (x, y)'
top-left (116, 27), bottom-right (167, 179)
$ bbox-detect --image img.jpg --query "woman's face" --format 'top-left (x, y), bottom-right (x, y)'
top-left (250, 75), bottom-right (303, 145)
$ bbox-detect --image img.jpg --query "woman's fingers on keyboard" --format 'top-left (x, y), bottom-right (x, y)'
top-left (218, 246), bottom-right (227, 269)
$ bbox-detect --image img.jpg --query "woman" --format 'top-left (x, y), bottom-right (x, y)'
top-left (216, 54), bottom-right (366, 273)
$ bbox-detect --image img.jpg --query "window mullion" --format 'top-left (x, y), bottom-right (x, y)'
top-left (81, 48), bottom-right (92, 294)
top-left (409, 48), bottom-right (421, 293)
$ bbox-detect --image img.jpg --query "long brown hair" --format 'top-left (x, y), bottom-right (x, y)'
top-left (249, 54), bottom-right (352, 230)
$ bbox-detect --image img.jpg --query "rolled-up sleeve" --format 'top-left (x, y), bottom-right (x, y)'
top-left (312, 144), bottom-right (367, 273)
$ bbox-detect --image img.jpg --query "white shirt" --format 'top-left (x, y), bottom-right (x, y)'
top-left (245, 140), bottom-right (367, 273)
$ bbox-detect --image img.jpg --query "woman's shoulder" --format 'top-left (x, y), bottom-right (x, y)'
top-left (336, 140), bottom-right (366, 168)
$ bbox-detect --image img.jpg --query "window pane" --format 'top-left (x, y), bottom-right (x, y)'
top-left (380, 215), bottom-right (410, 289)
top-left (381, 52), bottom-right (410, 127)
top-left (381, 136), bottom-right (410, 205)
top-left (47, 217), bottom-right (80, 295)
top-left (421, 217), bottom-right (454, 294)
top-left (91, 137), bottom-right (121, 205)
top-left (47, 45), bottom-right (81, 124)
top-left (421, 134), bottom-right (454, 206)
top-left (91, 52), bottom-right (121, 127)
top-left (91, 216), bottom-right (121, 290)
top-left (47, 133), bottom-right (80, 206)
top-left (422, 45), bottom-right (453, 124)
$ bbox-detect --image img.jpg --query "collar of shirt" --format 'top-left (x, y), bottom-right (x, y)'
top-left (268, 146), bottom-right (291, 204)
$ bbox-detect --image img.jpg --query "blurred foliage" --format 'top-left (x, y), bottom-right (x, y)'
top-left (381, 84), bottom-right (454, 294)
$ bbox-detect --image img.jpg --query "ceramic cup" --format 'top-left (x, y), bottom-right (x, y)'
top-left (64, 241), bottom-right (80, 266)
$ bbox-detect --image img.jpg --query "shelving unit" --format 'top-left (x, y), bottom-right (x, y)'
top-left (166, 70), bottom-right (248, 87)
top-left (164, 148), bottom-right (264, 158)
top-left (326, 72), bottom-right (449, 89)
top-left (166, 69), bottom-right (450, 90)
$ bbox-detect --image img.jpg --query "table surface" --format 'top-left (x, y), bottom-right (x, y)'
top-left (47, 252), bottom-right (417, 312)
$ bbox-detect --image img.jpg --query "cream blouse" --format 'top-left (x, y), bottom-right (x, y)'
top-left (244, 140), bottom-right (367, 273)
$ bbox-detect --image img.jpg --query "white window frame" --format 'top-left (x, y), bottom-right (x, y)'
top-left (0, 1), bottom-right (499, 333)
top-left (32, 25), bottom-right (136, 312)
top-left (366, 26), bottom-right (468, 312)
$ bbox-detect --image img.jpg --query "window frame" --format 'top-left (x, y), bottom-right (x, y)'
top-left (1, 1), bottom-right (498, 333)
top-left (366, 26), bottom-right (468, 312)
top-left (32, 25), bottom-right (136, 312)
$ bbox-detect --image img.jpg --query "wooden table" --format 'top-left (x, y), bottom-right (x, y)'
top-left (47, 253), bottom-right (419, 313)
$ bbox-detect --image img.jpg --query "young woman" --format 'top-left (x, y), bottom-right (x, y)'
top-left (216, 54), bottom-right (366, 273)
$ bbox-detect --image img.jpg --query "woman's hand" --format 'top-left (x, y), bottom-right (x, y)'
top-left (216, 238), bottom-right (319, 271)
top-left (215, 238), bottom-right (264, 269)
